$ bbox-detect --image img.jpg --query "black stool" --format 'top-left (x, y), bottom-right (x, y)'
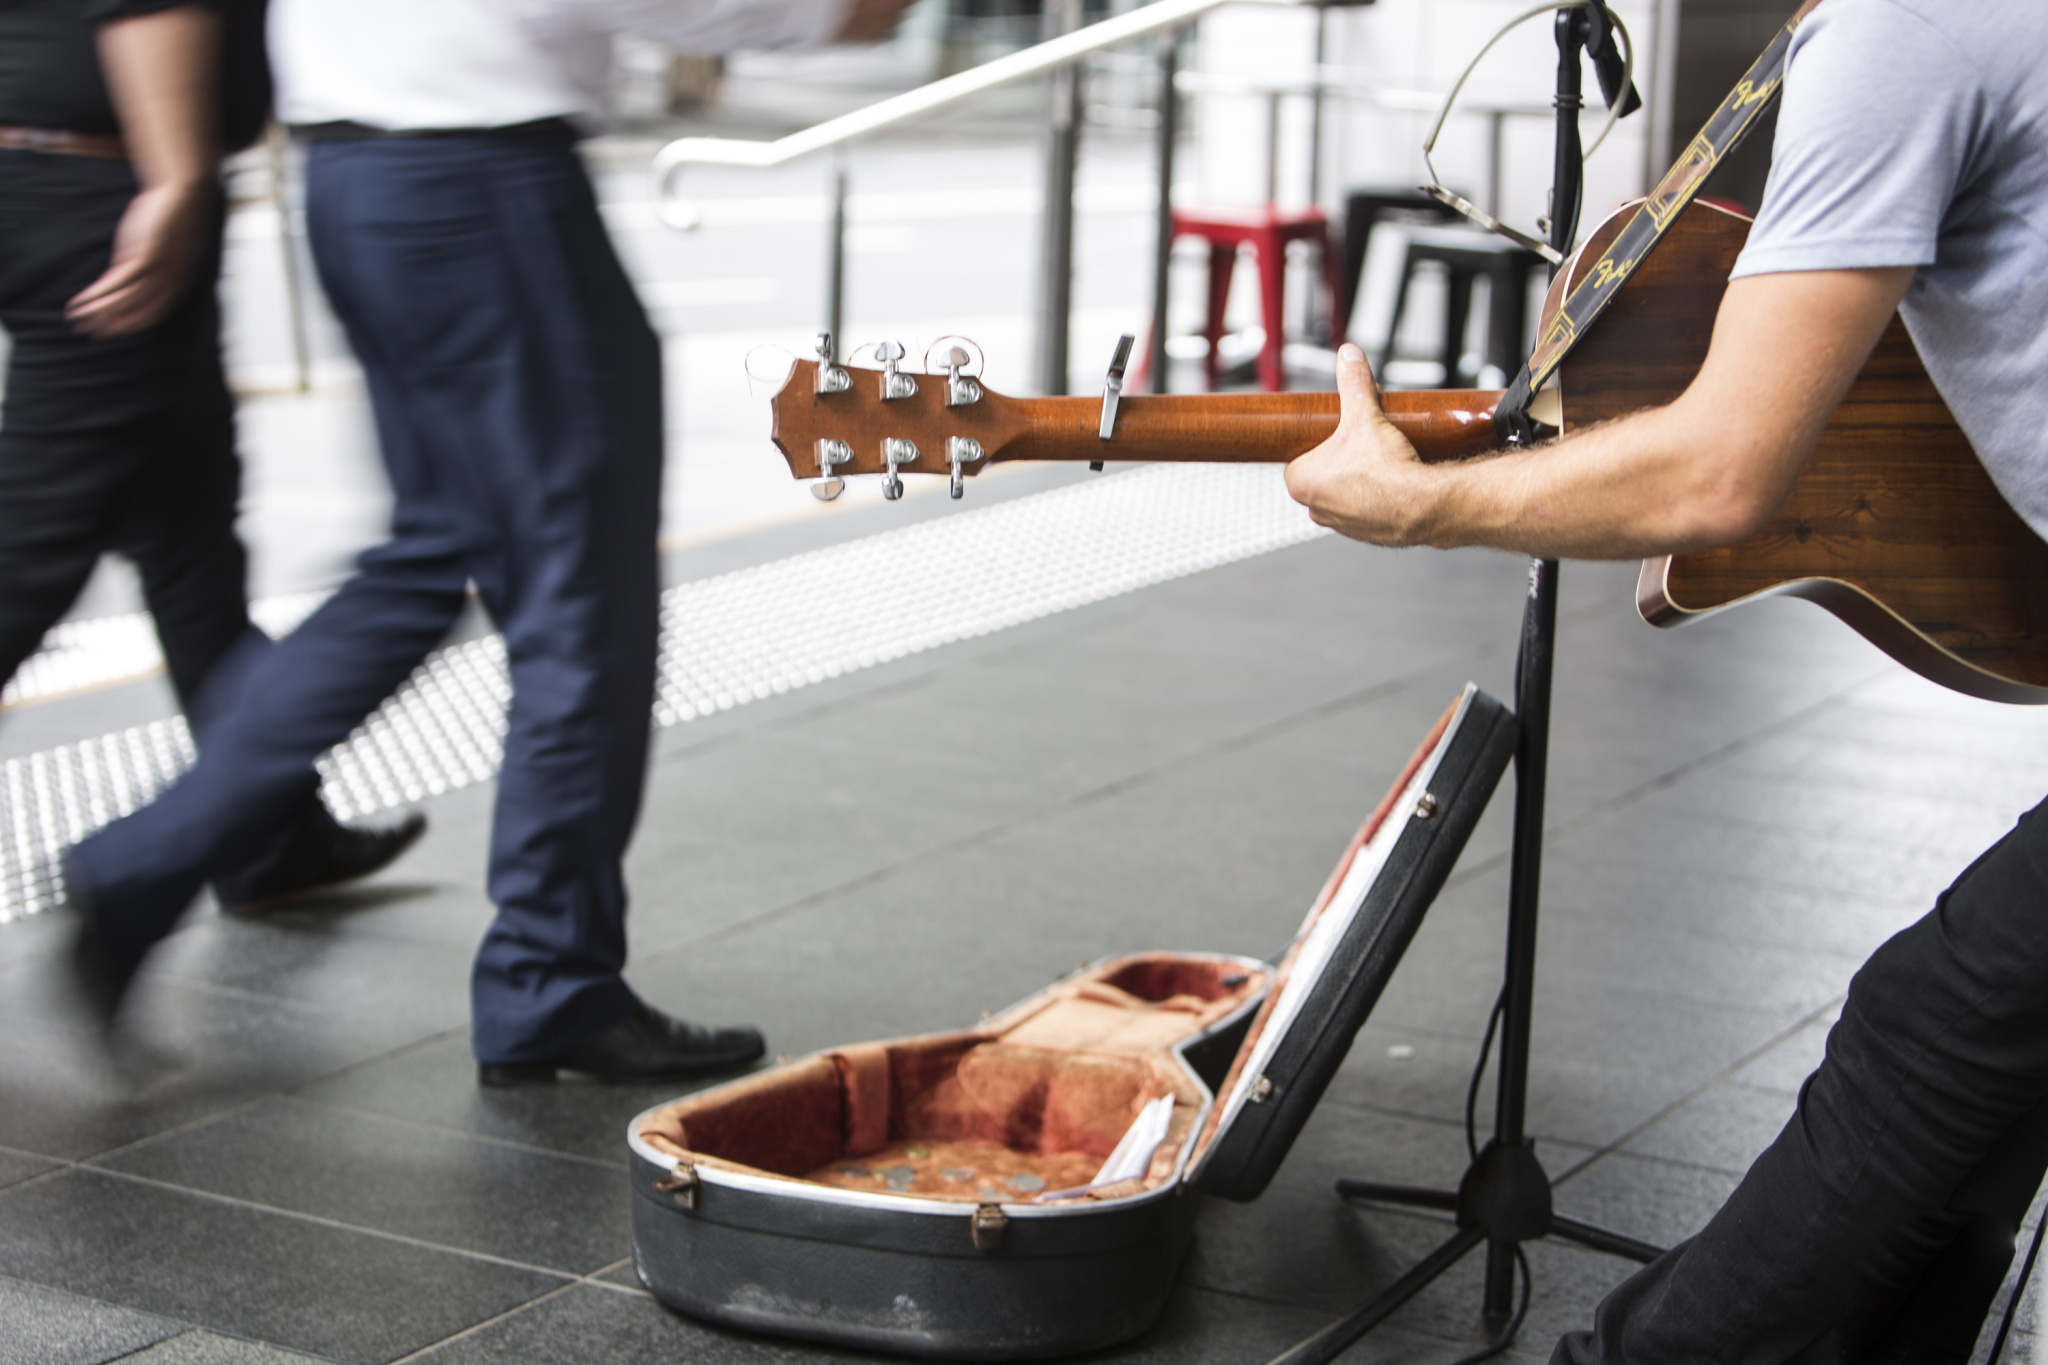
top-left (1337, 188), bottom-right (1465, 343)
top-left (1380, 226), bottom-right (1547, 388)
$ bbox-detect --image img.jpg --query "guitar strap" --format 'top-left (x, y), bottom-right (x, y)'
top-left (1494, 0), bottom-right (1821, 445)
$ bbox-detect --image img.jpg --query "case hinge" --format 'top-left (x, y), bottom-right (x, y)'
top-left (1249, 1075), bottom-right (1275, 1105)
top-left (971, 1203), bottom-right (1008, 1251)
top-left (654, 1163), bottom-right (699, 1210)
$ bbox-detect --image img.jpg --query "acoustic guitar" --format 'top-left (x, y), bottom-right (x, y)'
top-left (767, 198), bottom-right (2048, 704)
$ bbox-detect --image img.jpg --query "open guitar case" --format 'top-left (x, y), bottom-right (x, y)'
top-left (628, 683), bottom-right (1518, 1359)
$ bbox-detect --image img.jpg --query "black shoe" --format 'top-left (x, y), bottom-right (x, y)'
top-left (66, 912), bottom-right (144, 1028)
top-left (59, 861), bottom-right (146, 1028)
top-left (477, 1003), bottom-right (766, 1086)
top-left (213, 804), bottom-right (426, 915)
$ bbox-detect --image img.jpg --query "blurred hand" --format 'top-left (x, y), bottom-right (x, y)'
top-left (65, 179), bottom-right (212, 338)
top-left (1284, 343), bottom-right (1435, 546)
top-left (834, 0), bottom-right (918, 43)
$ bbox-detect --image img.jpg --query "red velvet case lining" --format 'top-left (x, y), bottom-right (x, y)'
top-left (637, 954), bottom-right (1267, 1205)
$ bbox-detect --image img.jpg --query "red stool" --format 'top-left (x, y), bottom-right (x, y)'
top-left (1155, 205), bottom-right (1348, 392)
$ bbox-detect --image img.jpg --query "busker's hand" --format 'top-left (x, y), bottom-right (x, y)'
top-left (66, 179), bottom-right (210, 338)
top-left (1284, 343), bottom-right (1437, 546)
top-left (834, 0), bottom-right (919, 42)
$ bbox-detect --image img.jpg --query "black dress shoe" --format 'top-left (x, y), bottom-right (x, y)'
top-left (65, 910), bottom-right (144, 1027)
top-left (59, 862), bottom-right (146, 1027)
top-left (477, 1002), bottom-right (766, 1086)
top-left (213, 803), bottom-right (426, 915)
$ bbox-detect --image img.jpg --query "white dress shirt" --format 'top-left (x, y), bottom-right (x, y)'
top-left (271, 0), bottom-right (845, 131)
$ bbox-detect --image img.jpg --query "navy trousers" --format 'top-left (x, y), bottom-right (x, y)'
top-left (69, 124), bottom-right (664, 1063)
top-left (1553, 797), bottom-right (2048, 1364)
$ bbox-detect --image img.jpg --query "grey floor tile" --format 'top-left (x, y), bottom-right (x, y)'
top-left (410, 1279), bottom-right (1341, 1365)
top-left (136, 913), bottom-right (474, 1037)
top-left (0, 907), bottom-right (71, 969)
top-left (0, 1146), bottom-right (59, 1193)
top-left (0, 1169), bottom-right (561, 1364)
top-left (1550, 1150), bottom-right (1743, 1252)
top-left (0, 974), bottom-right (458, 1162)
top-left (1619, 1081), bottom-right (1799, 1177)
top-left (118, 1330), bottom-right (329, 1364)
top-left (291, 1033), bottom-right (697, 1166)
top-left (0, 1273), bottom-right (185, 1365)
top-left (1534, 848), bottom-right (1914, 965)
top-left (1564, 804), bottom-right (1980, 920)
top-left (1643, 762), bottom-right (2030, 865)
top-left (1513, 1236), bottom-right (1650, 1358)
top-left (1731, 1015), bottom-right (1837, 1096)
top-left (97, 1097), bottom-right (630, 1276)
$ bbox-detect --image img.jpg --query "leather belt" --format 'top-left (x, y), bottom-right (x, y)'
top-left (0, 125), bottom-right (127, 159)
top-left (292, 116), bottom-right (575, 144)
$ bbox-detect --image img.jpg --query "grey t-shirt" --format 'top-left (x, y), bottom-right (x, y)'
top-left (1730, 0), bottom-right (2048, 538)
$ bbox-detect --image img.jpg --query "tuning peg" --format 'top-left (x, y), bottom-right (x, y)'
top-left (881, 438), bottom-right (917, 501)
top-left (942, 346), bottom-right (982, 407)
top-left (814, 332), bottom-right (850, 395)
top-left (813, 438), bottom-right (851, 501)
top-left (947, 436), bottom-right (983, 500)
top-left (876, 340), bottom-right (916, 400)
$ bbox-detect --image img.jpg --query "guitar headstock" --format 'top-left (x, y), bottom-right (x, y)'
top-left (770, 340), bottom-right (1028, 502)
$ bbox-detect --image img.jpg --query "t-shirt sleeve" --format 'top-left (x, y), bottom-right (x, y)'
top-left (1731, 0), bottom-right (1985, 278)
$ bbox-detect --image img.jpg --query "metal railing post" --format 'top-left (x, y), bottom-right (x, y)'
top-left (1148, 29), bottom-right (1180, 393)
top-left (1035, 0), bottom-right (1086, 396)
top-left (825, 151), bottom-right (848, 360)
top-left (267, 123), bottom-right (312, 393)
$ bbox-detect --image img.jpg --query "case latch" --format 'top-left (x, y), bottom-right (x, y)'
top-left (971, 1203), bottom-right (1008, 1252)
top-left (654, 1163), bottom-right (700, 1210)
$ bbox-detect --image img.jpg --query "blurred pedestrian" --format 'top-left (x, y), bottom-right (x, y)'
top-left (62, 0), bottom-right (918, 1085)
top-left (0, 0), bottom-right (423, 933)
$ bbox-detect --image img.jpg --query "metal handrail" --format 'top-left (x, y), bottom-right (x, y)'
top-left (651, 0), bottom-right (1295, 228)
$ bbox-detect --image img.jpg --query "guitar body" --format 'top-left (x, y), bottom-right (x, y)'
top-left (1561, 200), bottom-right (2048, 704)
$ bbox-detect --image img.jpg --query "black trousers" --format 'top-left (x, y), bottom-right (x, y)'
top-left (0, 148), bottom-right (252, 722)
top-left (1554, 797), bottom-right (2048, 1364)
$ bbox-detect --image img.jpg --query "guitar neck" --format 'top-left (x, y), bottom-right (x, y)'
top-left (996, 389), bottom-right (1506, 465)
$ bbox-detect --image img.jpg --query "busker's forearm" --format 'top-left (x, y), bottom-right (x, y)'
top-left (1288, 270), bottom-right (1914, 561)
top-left (1407, 402), bottom-right (1794, 561)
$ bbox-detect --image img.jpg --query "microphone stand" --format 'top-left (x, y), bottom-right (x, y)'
top-left (1261, 9), bottom-right (1658, 1362)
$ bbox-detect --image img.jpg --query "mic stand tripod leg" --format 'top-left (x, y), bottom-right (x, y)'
top-left (1550, 1214), bottom-right (1664, 1265)
top-left (1266, 1225), bottom-right (1488, 1365)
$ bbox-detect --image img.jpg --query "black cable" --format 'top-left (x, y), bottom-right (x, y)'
top-left (1446, 1244), bottom-right (1533, 1365)
top-left (1989, 1209), bottom-right (2048, 1364)
top-left (1466, 987), bottom-right (1507, 1161)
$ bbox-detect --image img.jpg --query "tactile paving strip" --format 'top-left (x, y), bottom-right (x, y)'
top-left (0, 463), bottom-right (1325, 920)
top-left (0, 592), bottom-right (330, 712)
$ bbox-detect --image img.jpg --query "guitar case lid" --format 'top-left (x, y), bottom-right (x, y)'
top-left (1187, 682), bottom-right (1517, 1202)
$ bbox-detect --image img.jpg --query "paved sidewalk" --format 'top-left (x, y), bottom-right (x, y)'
top-left (3, 461), bottom-right (2045, 1363)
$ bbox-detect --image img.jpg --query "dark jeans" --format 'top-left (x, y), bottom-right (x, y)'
top-left (68, 124), bottom-right (664, 1064)
top-left (0, 149), bottom-right (253, 720)
top-left (1554, 797), bottom-right (2048, 1364)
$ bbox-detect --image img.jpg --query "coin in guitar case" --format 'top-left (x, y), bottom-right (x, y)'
top-left (1006, 1173), bottom-right (1046, 1194)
